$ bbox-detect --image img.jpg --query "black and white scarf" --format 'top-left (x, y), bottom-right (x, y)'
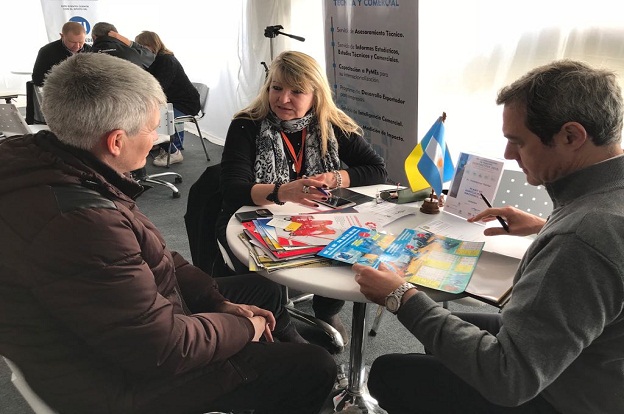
top-left (254, 111), bottom-right (341, 184)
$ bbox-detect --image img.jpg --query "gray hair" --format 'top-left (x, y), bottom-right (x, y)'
top-left (41, 53), bottom-right (166, 150)
top-left (497, 59), bottom-right (623, 146)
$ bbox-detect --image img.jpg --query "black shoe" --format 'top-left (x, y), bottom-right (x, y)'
top-left (274, 323), bottom-right (309, 344)
top-left (318, 314), bottom-right (349, 346)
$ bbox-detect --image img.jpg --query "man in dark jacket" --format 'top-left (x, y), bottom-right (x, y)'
top-left (90, 21), bottom-right (155, 68)
top-left (0, 52), bottom-right (335, 414)
top-left (32, 21), bottom-right (92, 86)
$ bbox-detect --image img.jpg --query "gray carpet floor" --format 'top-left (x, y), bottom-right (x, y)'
top-left (0, 133), bottom-right (500, 413)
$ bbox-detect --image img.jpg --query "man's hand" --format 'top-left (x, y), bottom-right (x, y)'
top-left (353, 263), bottom-right (404, 305)
top-left (468, 206), bottom-right (546, 236)
top-left (216, 301), bottom-right (275, 342)
top-left (107, 30), bottom-right (132, 47)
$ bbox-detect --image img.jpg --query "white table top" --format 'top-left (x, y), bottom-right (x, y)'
top-left (226, 185), bottom-right (482, 304)
top-left (0, 91), bottom-right (21, 105)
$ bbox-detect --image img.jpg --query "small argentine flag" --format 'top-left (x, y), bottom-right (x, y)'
top-left (404, 112), bottom-right (455, 196)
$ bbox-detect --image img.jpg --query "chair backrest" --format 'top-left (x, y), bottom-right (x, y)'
top-left (192, 82), bottom-right (209, 118)
top-left (185, 163), bottom-right (227, 275)
top-left (0, 104), bottom-right (32, 136)
top-left (25, 81), bottom-right (46, 125)
top-left (157, 103), bottom-right (175, 138)
top-left (493, 169), bottom-right (552, 218)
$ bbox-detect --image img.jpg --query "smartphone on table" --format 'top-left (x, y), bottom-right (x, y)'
top-left (317, 196), bottom-right (356, 209)
top-left (235, 208), bottom-right (273, 222)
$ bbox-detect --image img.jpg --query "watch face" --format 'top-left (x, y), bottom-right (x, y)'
top-left (386, 295), bottom-right (400, 313)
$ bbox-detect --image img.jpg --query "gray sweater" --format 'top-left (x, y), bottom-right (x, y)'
top-left (400, 155), bottom-right (624, 413)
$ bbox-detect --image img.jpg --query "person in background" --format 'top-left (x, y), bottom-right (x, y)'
top-left (134, 30), bottom-right (200, 167)
top-left (90, 22), bottom-right (155, 69)
top-left (218, 50), bottom-right (388, 344)
top-left (32, 21), bottom-right (92, 86)
top-left (0, 53), bottom-right (334, 414)
top-left (355, 60), bottom-right (624, 413)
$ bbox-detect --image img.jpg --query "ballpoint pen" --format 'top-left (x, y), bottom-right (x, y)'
top-left (479, 192), bottom-right (510, 233)
top-left (315, 186), bottom-right (330, 196)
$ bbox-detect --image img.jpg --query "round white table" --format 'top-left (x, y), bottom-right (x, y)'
top-left (226, 185), bottom-right (461, 413)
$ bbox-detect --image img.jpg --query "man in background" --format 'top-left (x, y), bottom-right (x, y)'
top-left (29, 21), bottom-right (91, 124)
top-left (91, 21), bottom-right (155, 68)
top-left (32, 21), bottom-right (91, 86)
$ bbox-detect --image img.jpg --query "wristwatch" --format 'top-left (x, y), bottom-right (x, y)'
top-left (385, 282), bottom-right (417, 314)
top-left (266, 182), bottom-right (285, 205)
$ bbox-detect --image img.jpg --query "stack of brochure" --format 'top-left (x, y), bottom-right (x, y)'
top-left (238, 212), bottom-right (402, 272)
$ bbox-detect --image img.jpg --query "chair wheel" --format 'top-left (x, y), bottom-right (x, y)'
top-left (173, 191), bottom-right (181, 198)
top-left (175, 177), bottom-right (183, 183)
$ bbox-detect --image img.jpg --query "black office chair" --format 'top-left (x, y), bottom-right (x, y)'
top-left (25, 81), bottom-right (46, 125)
top-left (184, 163), bottom-right (233, 276)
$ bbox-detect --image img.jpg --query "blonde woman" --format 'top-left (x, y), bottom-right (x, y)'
top-left (218, 51), bottom-right (387, 342)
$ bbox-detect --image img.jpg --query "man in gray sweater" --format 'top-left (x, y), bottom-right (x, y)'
top-left (355, 60), bottom-right (624, 414)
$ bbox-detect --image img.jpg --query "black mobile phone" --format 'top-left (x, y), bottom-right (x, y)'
top-left (317, 196), bottom-right (356, 209)
top-left (235, 208), bottom-right (273, 222)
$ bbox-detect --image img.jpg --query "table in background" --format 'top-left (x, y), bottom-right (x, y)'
top-left (227, 184), bottom-right (461, 413)
top-left (0, 91), bottom-right (20, 104)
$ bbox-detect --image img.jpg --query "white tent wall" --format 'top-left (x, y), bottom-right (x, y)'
top-left (2, 0), bottom-right (624, 155)
top-left (417, 0), bottom-right (624, 164)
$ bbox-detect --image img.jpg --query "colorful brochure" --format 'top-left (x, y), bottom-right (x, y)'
top-left (269, 213), bottom-right (389, 247)
top-left (318, 225), bottom-right (484, 293)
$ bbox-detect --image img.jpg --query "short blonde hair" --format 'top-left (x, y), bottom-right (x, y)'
top-left (235, 51), bottom-right (361, 154)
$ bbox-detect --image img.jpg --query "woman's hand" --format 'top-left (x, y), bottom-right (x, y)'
top-left (277, 178), bottom-right (331, 207)
top-left (216, 301), bottom-right (275, 342)
top-left (468, 206), bottom-right (546, 236)
top-left (353, 263), bottom-right (404, 305)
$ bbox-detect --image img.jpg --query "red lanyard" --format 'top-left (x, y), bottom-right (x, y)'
top-left (280, 128), bottom-right (307, 177)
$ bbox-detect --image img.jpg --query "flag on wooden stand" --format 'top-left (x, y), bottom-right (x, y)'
top-left (404, 112), bottom-right (455, 196)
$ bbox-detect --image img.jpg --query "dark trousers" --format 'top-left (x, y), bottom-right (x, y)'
top-left (215, 274), bottom-right (291, 336)
top-left (137, 274), bottom-right (337, 414)
top-left (140, 342), bottom-right (336, 414)
top-left (367, 312), bottom-right (559, 414)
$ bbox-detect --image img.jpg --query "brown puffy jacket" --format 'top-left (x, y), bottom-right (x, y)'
top-left (0, 132), bottom-right (254, 413)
